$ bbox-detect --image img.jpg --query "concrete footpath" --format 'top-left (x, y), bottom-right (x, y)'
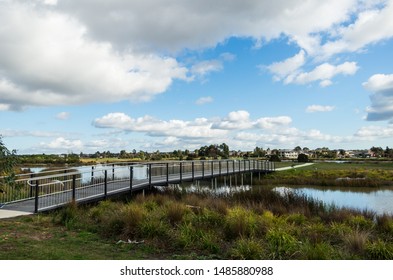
top-left (275, 162), bottom-right (315, 171)
top-left (0, 209), bottom-right (33, 219)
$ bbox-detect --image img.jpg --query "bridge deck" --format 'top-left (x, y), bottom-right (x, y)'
top-left (0, 160), bottom-right (274, 213)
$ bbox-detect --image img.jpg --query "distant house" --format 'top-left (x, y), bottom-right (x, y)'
top-left (278, 149), bottom-right (299, 159)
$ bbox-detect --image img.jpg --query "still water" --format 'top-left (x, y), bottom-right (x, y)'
top-left (274, 186), bottom-right (393, 216)
top-left (179, 180), bottom-right (393, 216)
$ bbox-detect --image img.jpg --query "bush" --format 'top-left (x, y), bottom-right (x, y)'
top-left (230, 238), bottom-right (264, 259)
top-left (297, 153), bottom-right (309, 163)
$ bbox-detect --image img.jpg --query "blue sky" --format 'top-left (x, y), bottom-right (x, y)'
top-left (1, 0), bottom-right (393, 154)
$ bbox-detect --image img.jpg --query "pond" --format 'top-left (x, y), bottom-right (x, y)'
top-left (177, 179), bottom-right (393, 216)
top-left (274, 186), bottom-right (393, 216)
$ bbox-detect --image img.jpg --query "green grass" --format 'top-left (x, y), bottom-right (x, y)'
top-left (2, 186), bottom-right (393, 260)
top-left (263, 161), bottom-right (393, 187)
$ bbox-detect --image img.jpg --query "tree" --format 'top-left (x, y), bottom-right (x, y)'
top-left (297, 153), bottom-right (309, 163)
top-left (0, 136), bottom-right (18, 177)
top-left (219, 143), bottom-right (230, 159)
top-left (1, 136), bottom-right (19, 193)
top-left (269, 154), bottom-right (281, 162)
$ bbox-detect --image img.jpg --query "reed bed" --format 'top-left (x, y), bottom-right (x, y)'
top-left (48, 186), bottom-right (393, 260)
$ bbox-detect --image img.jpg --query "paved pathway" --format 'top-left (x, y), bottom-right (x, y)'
top-left (0, 209), bottom-right (33, 219)
top-left (275, 162), bottom-right (314, 171)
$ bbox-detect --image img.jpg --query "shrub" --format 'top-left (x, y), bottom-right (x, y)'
top-left (225, 207), bottom-right (258, 239)
top-left (165, 201), bottom-right (191, 225)
top-left (265, 228), bottom-right (298, 259)
top-left (230, 238), bottom-right (264, 259)
top-left (366, 240), bottom-right (393, 260)
top-left (299, 241), bottom-right (335, 260)
top-left (121, 204), bottom-right (147, 238)
top-left (343, 230), bottom-right (370, 255)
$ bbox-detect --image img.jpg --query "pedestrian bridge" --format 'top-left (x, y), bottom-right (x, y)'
top-left (0, 159), bottom-right (274, 214)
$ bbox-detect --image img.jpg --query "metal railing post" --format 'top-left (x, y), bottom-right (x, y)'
top-left (211, 161), bottom-right (214, 177)
top-left (180, 162), bottom-right (183, 182)
top-left (30, 174), bottom-right (34, 197)
top-left (104, 170), bottom-right (108, 199)
top-left (202, 161), bottom-right (205, 179)
top-left (192, 162), bottom-right (195, 181)
top-left (149, 164), bottom-right (152, 189)
top-left (34, 181), bottom-right (39, 213)
top-left (166, 162), bottom-right (169, 184)
top-left (130, 166), bottom-right (133, 195)
top-left (72, 174), bottom-right (76, 201)
top-left (91, 166), bottom-right (94, 185)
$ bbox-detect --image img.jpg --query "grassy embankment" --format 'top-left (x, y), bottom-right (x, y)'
top-left (268, 161), bottom-right (393, 187)
top-left (1, 161), bottom-right (393, 260)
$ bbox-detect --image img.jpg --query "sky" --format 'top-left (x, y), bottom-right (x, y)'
top-left (1, 0), bottom-right (393, 154)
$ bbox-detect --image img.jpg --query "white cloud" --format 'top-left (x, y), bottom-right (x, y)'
top-left (93, 112), bottom-right (228, 139)
top-left (56, 112), bottom-right (70, 120)
top-left (321, 1), bottom-right (393, 58)
top-left (212, 110), bottom-right (253, 130)
top-left (254, 116), bottom-right (292, 129)
top-left (363, 73), bottom-right (393, 121)
top-left (266, 50), bottom-right (306, 80)
top-left (0, 2), bottom-right (188, 110)
top-left (1, 1), bottom-right (392, 110)
top-left (354, 124), bottom-right (393, 139)
top-left (288, 61), bottom-right (358, 86)
top-left (190, 60), bottom-right (223, 79)
top-left (40, 137), bottom-right (83, 151)
top-left (306, 105), bottom-right (336, 113)
top-left (196, 96), bottom-right (214, 105)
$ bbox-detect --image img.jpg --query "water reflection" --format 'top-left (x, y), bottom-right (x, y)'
top-left (274, 186), bottom-right (393, 216)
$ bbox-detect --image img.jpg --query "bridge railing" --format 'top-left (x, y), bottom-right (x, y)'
top-left (0, 159), bottom-right (274, 212)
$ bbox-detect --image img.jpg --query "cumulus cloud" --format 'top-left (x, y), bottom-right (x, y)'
top-left (266, 50), bottom-right (306, 81)
top-left (306, 105), bottom-right (336, 113)
top-left (56, 0), bottom-right (358, 53)
top-left (285, 61), bottom-right (359, 86)
top-left (1, 0), bottom-right (392, 111)
top-left (39, 137), bottom-right (83, 151)
top-left (0, 1), bottom-right (188, 110)
top-left (321, 1), bottom-right (393, 58)
top-left (363, 74), bottom-right (393, 121)
top-left (93, 111), bottom-right (295, 146)
top-left (354, 124), bottom-right (393, 139)
top-left (254, 116), bottom-right (293, 129)
top-left (93, 112), bottom-right (227, 139)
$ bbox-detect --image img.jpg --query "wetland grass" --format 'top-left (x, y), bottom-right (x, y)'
top-left (2, 184), bottom-right (393, 260)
